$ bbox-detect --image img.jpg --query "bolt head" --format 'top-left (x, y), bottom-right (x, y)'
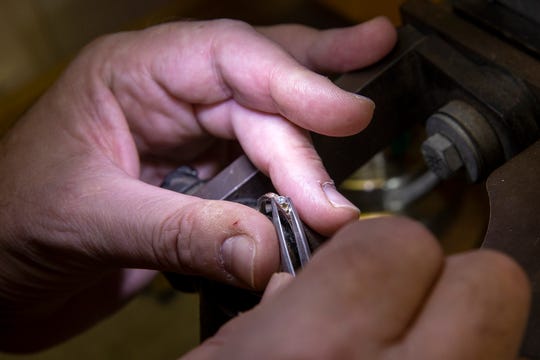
top-left (422, 133), bottom-right (463, 179)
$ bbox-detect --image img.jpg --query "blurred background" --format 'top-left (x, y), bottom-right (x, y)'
top-left (2, 1), bottom-right (489, 359)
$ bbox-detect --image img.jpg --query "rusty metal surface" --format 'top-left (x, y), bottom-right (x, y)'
top-left (401, 0), bottom-right (540, 100)
top-left (497, 0), bottom-right (540, 23)
top-left (320, 25), bottom-right (539, 185)
top-left (453, 0), bottom-right (540, 56)
top-left (397, 2), bottom-right (540, 355)
top-left (483, 140), bottom-right (540, 358)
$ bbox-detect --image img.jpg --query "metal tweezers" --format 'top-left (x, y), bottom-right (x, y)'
top-left (257, 193), bottom-right (311, 276)
top-left (161, 155), bottom-right (314, 276)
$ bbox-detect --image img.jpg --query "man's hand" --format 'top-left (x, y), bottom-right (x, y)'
top-left (187, 217), bottom-right (531, 360)
top-left (0, 17), bottom-right (396, 351)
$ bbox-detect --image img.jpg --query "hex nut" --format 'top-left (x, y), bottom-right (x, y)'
top-left (421, 133), bottom-right (463, 179)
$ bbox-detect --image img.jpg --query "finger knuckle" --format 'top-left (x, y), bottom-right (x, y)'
top-left (474, 249), bottom-right (531, 300)
top-left (331, 216), bottom-right (443, 269)
top-left (387, 216), bottom-right (443, 266)
top-left (151, 203), bottom-right (200, 272)
top-left (212, 18), bottom-right (251, 33)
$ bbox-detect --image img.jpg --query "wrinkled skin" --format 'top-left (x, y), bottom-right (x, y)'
top-left (191, 218), bottom-right (530, 360)
top-left (0, 17), bottom-right (530, 358)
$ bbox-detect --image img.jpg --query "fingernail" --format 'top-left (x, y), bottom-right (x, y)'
top-left (321, 181), bottom-right (360, 213)
top-left (353, 93), bottom-right (375, 108)
top-left (221, 235), bottom-right (255, 288)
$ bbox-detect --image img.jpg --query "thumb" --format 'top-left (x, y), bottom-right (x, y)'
top-left (76, 175), bottom-right (279, 289)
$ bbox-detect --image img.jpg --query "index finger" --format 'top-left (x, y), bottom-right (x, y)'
top-left (208, 20), bottom-right (377, 136)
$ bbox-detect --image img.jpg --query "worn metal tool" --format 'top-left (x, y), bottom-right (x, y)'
top-left (258, 193), bottom-right (312, 275)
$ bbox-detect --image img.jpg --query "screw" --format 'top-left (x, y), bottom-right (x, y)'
top-left (421, 133), bottom-right (463, 179)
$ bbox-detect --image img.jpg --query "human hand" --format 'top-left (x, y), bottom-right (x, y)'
top-left (186, 217), bottom-right (530, 360)
top-left (0, 17), bottom-right (396, 351)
